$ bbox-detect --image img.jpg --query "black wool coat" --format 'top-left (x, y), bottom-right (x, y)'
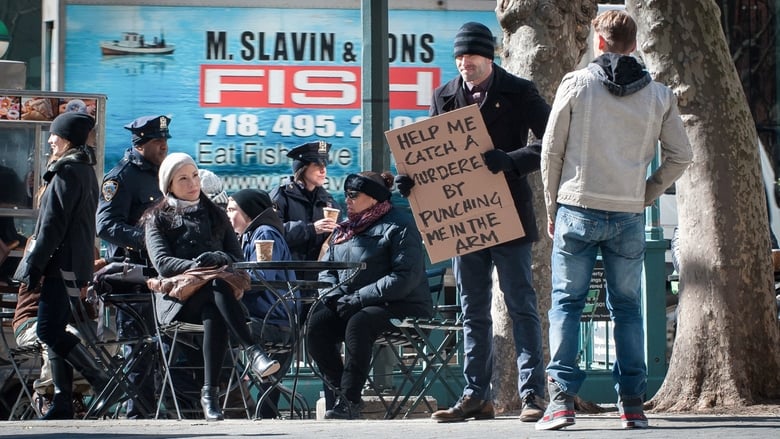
top-left (431, 64), bottom-right (551, 244)
top-left (21, 146), bottom-right (99, 283)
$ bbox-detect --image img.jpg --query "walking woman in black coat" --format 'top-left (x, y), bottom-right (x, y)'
top-left (13, 112), bottom-right (117, 419)
top-left (143, 152), bottom-right (279, 421)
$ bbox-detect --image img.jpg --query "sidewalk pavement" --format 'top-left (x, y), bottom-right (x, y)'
top-left (1, 414), bottom-right (779, 439)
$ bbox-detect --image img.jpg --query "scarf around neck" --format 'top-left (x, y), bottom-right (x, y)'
top-left (332, 200), bottom-right (392, 245)
top-left (164, 195), bottom-right (201, 228)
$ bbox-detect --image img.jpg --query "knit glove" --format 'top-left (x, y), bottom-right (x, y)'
top-left (335, 294), bottom-right (362, 320)
top-left (483, 149), bottom-right (516, 174)
top-left (394, 175), bottom-right (415, 198)
top-left (195, 251), bottom-right (230, 267)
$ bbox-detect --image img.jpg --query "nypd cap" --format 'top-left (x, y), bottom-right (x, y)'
top-left (287, 141), bottom-right (331, 173)
top-left (125, 115), bottom-right (172, 146)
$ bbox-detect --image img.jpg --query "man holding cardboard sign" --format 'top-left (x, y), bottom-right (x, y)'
top-left (393, 22), bottom-right (550, 423)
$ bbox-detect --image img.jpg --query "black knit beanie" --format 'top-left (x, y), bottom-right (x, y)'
top-left (344, 173), bottom-right (391, 202)
top-left (453, 22), bottom-right (495, 60)
top-left (50, 112), bottom-right (95, 146)
top-left (231, 189), bottom-right (273, 220)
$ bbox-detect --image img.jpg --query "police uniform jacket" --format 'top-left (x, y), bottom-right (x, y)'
top-left (97, 148), bottom-right (161, 261)
top-left (431, 64), bottom-right (550, 244)
top-left (269, 177), bottom-right (337, 264)
top-left (320, 207), bottom-right (432, 318)
top-left (19, 146), bottom-right (98, 284)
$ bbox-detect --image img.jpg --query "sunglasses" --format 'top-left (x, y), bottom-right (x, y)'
top-left (345, 190), bottom-right (361, 199)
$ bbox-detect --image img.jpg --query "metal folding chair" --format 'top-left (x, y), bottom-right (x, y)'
top-left (238, 290), bottom-right (303, 420)
top-left (369, 267), bottom-right (464, 419)
top-left (0, 283), bottom-right (43, 420)
top-left (62, 267), bottom-right (156, 419)
top-left (149, 294), bottom-right (253, 420)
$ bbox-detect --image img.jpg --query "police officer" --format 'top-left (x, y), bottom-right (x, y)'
top-left (270, 141), bottom-right (339, 267)
top-left (96, 115), bottom-right (170, 419)
top-left (269, 140), bottom-right (340, 408)
top-left (97, 115), bottom-right (170, 263)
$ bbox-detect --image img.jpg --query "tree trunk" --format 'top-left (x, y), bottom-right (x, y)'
top-left (492, 0), bottom-right (599, 412)
top-left (626, 0), bottom-right (780, 410)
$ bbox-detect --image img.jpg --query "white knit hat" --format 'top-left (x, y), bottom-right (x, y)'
top-left (158, 152), bottom-right (197, 195)
top-left (198, 169), bottom-right (228, 207)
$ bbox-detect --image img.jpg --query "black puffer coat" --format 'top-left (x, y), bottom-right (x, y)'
top-left (320, 207), bottom-right (432, 318)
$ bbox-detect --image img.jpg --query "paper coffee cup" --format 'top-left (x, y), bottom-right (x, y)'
top-left (323, 207), bottom-right (340, 221)
top-left (255, 240), bottom-right (274, 262)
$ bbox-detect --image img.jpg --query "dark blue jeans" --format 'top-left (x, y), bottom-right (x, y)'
top-left (453, 239), bottom-right (545, 401)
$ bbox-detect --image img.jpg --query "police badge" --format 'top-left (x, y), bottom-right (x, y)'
top-left (102, 180), bottom-right (119, 202)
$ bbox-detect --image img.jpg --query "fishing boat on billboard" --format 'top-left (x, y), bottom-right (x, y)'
top-left (100, 32), bottom-right (174, 55)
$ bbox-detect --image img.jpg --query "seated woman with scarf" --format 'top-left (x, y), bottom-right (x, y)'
top-left (143, 153), bottom-right (279, 421)
top-left (307, 171), bottom-right (433, 420)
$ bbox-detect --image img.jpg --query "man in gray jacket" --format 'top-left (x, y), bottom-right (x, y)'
top-left (538, 10), bottom-right (692, 431)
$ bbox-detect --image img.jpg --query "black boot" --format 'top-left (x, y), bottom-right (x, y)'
top-left (200, 386), bottom-right (224, 421)
top-left (246, 345), bottom-right (280, 378)
top-left (324, 397), bottom-right (364, 420)
top-left (40, 351), bottom-right (74, 420)
top-left (64, 343), bottom-right (121, 416)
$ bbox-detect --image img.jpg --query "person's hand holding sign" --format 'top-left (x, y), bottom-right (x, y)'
top-left (483, 142), bottom-right (543, 176)
top-left (394, 174), bottom-right (415, 198)
top-left (482, 149), bottom-right (515, 173)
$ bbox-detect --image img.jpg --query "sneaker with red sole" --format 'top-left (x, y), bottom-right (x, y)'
top-left (535, 379), bottom-right (575, 431)
top-left (619, 397), bottom-right (649, 429)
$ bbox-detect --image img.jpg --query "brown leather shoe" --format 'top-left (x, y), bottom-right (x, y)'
top-left (519, 393), bottom-right (545, 422)
top-left (431, 395), bottom-right (495, 423)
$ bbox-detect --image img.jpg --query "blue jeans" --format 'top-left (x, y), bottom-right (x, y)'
top-left (547, 204), bottom-right (647, 400)
top-left (453, 240), bottom-right (544, 401)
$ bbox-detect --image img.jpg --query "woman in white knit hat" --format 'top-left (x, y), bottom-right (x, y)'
top-left (143, 152), bottom-right (279, 421)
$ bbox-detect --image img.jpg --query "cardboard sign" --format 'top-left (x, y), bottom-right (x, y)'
top-left (385, 104), bottom-right (524, 263)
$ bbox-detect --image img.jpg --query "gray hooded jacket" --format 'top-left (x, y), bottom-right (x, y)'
top-left (541, 53), bottom-right (693, 220)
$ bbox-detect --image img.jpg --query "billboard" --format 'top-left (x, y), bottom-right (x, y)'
top-left (63, 4), bottom-right (499, 200)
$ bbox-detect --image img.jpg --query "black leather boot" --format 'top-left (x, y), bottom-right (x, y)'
top-left (200, 386), bottom-right (224, 421)
top-left (246, 345), bottom-right (280, 378)
top-left (65, 343), bottom-right (121, 416)
top-left (40, 351), bottom-right (74, 420)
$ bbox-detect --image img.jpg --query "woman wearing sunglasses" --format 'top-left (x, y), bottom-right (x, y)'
top-left (307, 171), bottom-right (433, 420)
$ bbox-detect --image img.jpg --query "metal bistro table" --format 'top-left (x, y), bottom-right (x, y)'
top-left (232, 260), bottom-right (365, 419)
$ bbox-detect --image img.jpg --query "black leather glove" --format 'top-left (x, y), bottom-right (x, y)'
top-left (320, 289), bottom-right (345, 312)
top-left (320, 284), bottom-right (348, 308)
top-left (483, 149), bottom-right (516, 174)
top-left (335, 294), bottom-right (362, 320)
top-left (195, 251), bottom-right (230, 267)
top-left (394, 175), bottom-right (415, 198)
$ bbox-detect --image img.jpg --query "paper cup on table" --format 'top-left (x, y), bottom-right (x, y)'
top-left (255, 240), bottom-right (274, 262)
top-left (323, 207), bottom-right (340, 221)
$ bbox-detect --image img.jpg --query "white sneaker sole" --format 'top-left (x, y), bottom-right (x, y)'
top-left (535, 416), bottom-right (575, 431)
